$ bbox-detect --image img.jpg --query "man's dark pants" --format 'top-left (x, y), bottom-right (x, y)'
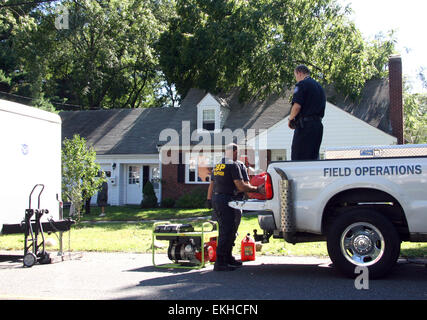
top-left (212, 193), bottom-right (236, 264)
top-left (291, 120), bottom-right (323, 161)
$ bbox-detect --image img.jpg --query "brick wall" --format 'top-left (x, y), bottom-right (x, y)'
top-left (161, 151), bottom-right (209, 201)
top-left (388, 55), bottom-right (404, 144)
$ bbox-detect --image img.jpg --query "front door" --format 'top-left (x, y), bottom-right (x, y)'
top-left (126, 165), bottom-right (142, 204)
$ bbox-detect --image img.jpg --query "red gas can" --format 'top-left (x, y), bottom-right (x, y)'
top-left (248, 172), bottom-right (273, 200)
top-left (241, 233), bottom-right (256, 261)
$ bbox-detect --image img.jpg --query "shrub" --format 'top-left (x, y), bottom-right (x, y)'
top-left (175, 188), bottom-right (206, 208)
top-left (161, 198), bottom-right (175, 208)
top-left (140, 181), bottom-right (158, 208)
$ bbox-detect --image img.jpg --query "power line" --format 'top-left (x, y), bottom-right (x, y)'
top-left (0, 0), bottom-right (58, 9)
top-left (0, 90), bottom-right (83, 110)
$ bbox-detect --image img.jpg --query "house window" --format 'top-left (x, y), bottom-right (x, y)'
top-left (271, 149), bottom-right (287, 162)
top-left (202, 109), bottom-right (216, 131)
top-left (186, 152), bottom-right (223, 184)
top-left (128, 166), bottom-right (140, 184)
top-left (100, 170), bottom-right (111, 178)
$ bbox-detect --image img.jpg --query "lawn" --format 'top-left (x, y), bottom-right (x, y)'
top-left (1, 206), bottom-right (427, 258)
top-left (78, 205), bottom-right (212, 222)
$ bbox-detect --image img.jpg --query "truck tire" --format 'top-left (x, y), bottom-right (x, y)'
top-left (326, 208), bottom-right (400, 279)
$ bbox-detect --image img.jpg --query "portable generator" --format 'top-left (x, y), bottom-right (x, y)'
top-left (152, 221), bottom-right (218, 269)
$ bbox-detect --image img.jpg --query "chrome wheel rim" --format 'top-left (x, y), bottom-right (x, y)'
top-left (340, 222), bottom-right (385, 267)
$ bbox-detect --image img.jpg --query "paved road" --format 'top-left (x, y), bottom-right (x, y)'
top-left (1, 251), bottom-right (427, 301)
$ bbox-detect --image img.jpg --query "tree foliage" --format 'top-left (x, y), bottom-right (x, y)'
top-left (62, 134), bottom-right (105, 220)
top-left (404, 88), bottom-right (427, 144)
top-left (1, 0), bottom-right (175, 109)
top-left (0, 0), bottom-right (421, 118)
top-left (157, 0), bottom-right (396, 101)
top-left (0, 0), bottom-right (40, 95)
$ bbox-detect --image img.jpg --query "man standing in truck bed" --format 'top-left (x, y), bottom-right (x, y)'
top-left (288, 65), bottom-right (326, 160)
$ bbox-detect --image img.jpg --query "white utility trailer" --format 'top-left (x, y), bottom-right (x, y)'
top-left (0, 99), bottom-right (73, 266)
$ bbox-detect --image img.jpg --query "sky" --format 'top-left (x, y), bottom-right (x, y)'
top-left (340, 0), bottom-right (427, 93)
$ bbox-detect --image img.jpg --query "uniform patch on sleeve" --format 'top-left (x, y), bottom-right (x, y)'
top-left (293, 86), bottom-right (299, 94)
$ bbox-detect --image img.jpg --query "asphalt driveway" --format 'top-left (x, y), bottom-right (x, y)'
top-left (1, 251), bottom-right (427, 301)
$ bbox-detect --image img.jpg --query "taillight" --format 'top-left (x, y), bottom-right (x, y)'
top-left (265, 173), bottom-right (273, 200)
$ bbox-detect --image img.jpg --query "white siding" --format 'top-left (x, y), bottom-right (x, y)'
top-left (94, 155), bottom-right (159, 205)
top-left (197, 93), bottom-right (231, 131)
top-left (198, 94), bottom-right (219, 108)
top-left (196, 93), bottom-right (221, 132)
top-left (322, 102), bottom-right (396, 148)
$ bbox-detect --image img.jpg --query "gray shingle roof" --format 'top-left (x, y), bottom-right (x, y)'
top-left (220, 90), bottom-right (292, 132)
top-left (326, 79), bottom-right (392, 135)
top-left (60, 107), bottom-right (179, 154)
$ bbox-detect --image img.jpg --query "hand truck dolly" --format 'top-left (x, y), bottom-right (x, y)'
top-left (22, 184), bottom-right (51, 267)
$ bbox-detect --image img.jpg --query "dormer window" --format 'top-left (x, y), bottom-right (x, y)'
top-left (202, 109), bottom-right (216, 131)
top-left (197, 93), bottom-right (230, 132)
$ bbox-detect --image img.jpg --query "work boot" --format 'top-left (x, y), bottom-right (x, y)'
top-left (228, 255), bottom-right (242, 267)
top-left (214, 255), bottom-right (236, 272)
top-left (227, 247), bottom-right (242, 267)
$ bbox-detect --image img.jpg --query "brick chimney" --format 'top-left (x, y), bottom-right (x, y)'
top-left (388, 55), bottom-right (404, 144)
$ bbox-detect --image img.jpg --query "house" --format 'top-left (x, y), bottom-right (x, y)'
top-left (60, 56), bottom-right (404, 206)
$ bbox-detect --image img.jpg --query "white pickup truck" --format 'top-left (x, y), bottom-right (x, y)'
top-left (229, 144), bottom-right (427, 279)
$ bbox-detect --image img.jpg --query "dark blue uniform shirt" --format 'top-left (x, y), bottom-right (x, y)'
top-left (291, 76), bottom-right (326, 119)
top-left (212, 158), bottom-right (243, 195)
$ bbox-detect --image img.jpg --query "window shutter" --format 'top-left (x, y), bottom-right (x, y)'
top-left (143, 166), bottom-right (149, 187)
top-left (177, 152), bottom-right (185, 183)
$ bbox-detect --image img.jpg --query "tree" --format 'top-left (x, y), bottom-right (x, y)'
top-left (1, 0), bottom-right (397, 107)
top-left (403, 86), bottom-right (427, 144)
top-left (4, 0), bottom-right (176, 109)
top-left (62, 134), bottom-right (105, 221)
top-left (157, 0), bottom-right (396, 101)
top-left (0, 0), bottom-right (42, 98)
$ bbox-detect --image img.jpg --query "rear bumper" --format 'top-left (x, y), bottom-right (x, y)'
top-left (228, 199), bottom-right (269, 211)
